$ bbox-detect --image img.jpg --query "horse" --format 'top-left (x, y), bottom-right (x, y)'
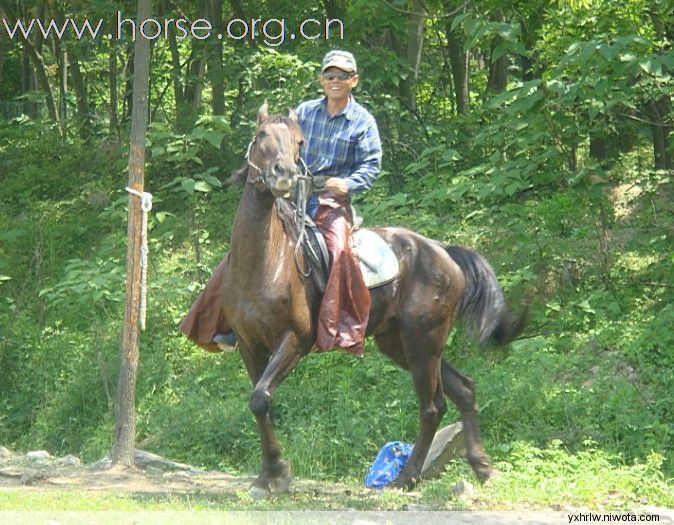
top-left (221, 102), bottom-right (527, 497)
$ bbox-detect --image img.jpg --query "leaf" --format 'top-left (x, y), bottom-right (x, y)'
top-left (180, 178), bottom-right (195, 195)
top-left (450, 12), bottom-right (471, 32)
top-left (200, 130), bottom-right (225, 149)
top-left (156, 212), bottom-right (175, 223)
top-left (576, 300), bottom-right (595, 315)
top-left (0, 275), bottom-right (10, 282)
top-left (638, 59), bottom-right (655, 75)
top-left (492, 42), bottom-right (509, 63)
top-left (204, 175), bottom-right (223, 188)
top-left (441, 149), bottom-right (463, 162)
top-left (194, 181), bottom-right (212, 193)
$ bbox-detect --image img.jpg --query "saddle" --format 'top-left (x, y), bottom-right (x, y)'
top-left (301, 217), bottom-right (399, 293)
top-left (293, 175), bottom-right (399, 292)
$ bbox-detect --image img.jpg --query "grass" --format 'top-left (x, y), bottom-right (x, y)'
top-left (1, 443), bottom-right (672, 511)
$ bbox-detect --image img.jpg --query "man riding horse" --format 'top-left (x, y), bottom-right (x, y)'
top-left (180, 50), bottom-right (382, 355)
top-left (179, 50), bottom-right (527, 494)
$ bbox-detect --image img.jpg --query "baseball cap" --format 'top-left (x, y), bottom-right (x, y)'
top-left (321, 50), bottom-right (357, 73)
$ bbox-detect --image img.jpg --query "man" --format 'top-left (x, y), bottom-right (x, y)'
top-left (180, 50), bottom-right (382, 356)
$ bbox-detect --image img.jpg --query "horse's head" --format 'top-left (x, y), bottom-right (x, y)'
top-left (243, 102), bottom-right (304, 199)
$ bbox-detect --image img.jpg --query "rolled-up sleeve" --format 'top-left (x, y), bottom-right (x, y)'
top-left (345, 119), bottom-right (382, 193)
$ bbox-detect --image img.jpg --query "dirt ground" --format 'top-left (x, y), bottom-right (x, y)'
top-left (0, 449), bottom-right (345, 497)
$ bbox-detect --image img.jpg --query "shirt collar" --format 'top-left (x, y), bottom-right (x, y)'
top-left (321, 95), bottom-right (356, 121)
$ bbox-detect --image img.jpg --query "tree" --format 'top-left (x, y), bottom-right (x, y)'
top-left (110, 0), bottom-right (152, 468)
top-left (444, 0), bottom-right (471, 114)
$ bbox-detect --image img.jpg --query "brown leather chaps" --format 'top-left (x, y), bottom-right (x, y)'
top-left (179, 196), bottom-right (371, 355)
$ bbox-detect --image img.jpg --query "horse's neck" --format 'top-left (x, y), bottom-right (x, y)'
top-left (230, 184), bottom-right (289, 275)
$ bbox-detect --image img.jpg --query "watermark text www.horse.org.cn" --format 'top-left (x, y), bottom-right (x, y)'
top-left (1, 11), bottom-right (345, 46)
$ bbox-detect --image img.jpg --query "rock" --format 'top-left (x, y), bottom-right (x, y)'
top-left (133, 449), bottom-right (195, 472)
top-left (26, 450), bottom-right (51, 461)
top-left (56, 454), bottom-right (81, 467)
top-left (450, 480), bottom-right (475, 500)
top-left (0, 446), bottom-right (11, 460)
top-left (249, 486), bottom-right (272, 500)
top-left (420, 422), bottom-right (465, 479)
top-left (20, 469), bottom-right (47, 485)
top-left (89, 456), bottom-right (112, 470)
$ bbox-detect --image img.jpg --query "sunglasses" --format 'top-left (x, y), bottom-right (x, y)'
top-left (322, 71), bottom-right (355, 81)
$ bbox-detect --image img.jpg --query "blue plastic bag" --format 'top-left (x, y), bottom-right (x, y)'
top-left (364, 441), bottom-right (413, 489)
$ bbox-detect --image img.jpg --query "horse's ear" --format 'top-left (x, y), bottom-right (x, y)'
top-left (226, 164), bottom-right (248, 186)
top-left (257, 101), bottom-right (269, 125)
top-left (288, 107), bottom-right (298, 123)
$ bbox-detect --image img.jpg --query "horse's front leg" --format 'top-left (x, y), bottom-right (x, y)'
top-left (248, 331), bottom-right (304, 497)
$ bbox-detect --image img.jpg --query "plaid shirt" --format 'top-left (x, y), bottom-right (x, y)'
top-left (296, 95), bottom-right (382, 217)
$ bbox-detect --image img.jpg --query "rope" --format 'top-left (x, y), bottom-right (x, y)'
top-left (125, 186), bottom-right (153, 330)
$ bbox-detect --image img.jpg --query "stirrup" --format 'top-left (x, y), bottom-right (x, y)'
top-left (213, 332), bottom-right (238, 350)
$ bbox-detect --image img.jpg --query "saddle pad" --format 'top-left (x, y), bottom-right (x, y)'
top-left (352, 229), bottom-right (399, 289)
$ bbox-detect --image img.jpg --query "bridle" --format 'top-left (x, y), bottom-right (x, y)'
top-left (244, 134), bottom-right (314, 278)
top-left (244, 138), bottom-right (267, 186)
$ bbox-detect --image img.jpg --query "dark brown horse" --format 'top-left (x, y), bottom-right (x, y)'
top-left (222, 103), bottom-right (526, 497)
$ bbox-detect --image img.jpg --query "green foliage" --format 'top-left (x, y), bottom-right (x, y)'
top-left (0, 0), bottom-right (672, 510)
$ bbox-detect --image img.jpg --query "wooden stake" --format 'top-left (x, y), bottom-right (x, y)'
top-left (111, 0), bottom-right (152, 468)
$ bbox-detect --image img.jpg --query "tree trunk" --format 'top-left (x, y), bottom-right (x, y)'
top-left (398, 0), bottom-right (425, 111)
top-left (111, 0), bottom-right (152, 468)
top-left (109, 42), bottom-right (119, 140)
top-left (444, 0), bottom-right (470, 115)
top-left (207, 0), bottom-right (225, 116)
top-left (179, 1), bottom-right (207, 131)
top-left (0, 32), bottom-right (7, 91)
top-left (322, 0), bottom-right (343, 20)
top-left (647, 8), bottom-right (673, 170)
top-left (70, 50), bottom-right (90, 138)
top-left (163, 0), bottom-right (184, 114)
top-left (21, 44), bottom-right (37, 117)
top-left (589, 135), bottom-right (608, 163)
top-left (0, 0), bottom-right (59, 124)
top-left (122, 44), bottom-right (134, 123)
top-left (164, 0), bottom-right (205, 130)
top-left (24, 38), bottom-right (60, 124)
top-left (486, 9), bottom-right (508, 94)
top-left (55, 43), bottom-right (67, 122)
top-left (645, 98), bottom-right (673, 170)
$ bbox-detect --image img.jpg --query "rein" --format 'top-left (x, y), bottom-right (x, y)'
top-left (293, 170), bottom-right (312, 278)
top-left (244, 136), bottom-right (314, 278)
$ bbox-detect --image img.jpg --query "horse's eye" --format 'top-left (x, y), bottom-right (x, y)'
top-left (257, 130), bottom-right (267, 139)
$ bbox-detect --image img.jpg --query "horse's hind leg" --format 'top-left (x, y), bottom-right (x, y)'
top-left (440, 359), bottom-right (493, 482)
top-left (245, 331), bottom-right (304, 496)
top-left (383, 330), bottom-right (447, 489)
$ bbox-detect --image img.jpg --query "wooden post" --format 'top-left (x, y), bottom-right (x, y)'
top-left (111, 0), bottom-right (152, 468)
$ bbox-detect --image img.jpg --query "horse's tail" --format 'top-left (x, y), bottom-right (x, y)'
top-left (445, 245), bottom-right (528, 347)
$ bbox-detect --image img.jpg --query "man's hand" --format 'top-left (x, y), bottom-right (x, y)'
top-left (325, 177), bottom-right (349, 197)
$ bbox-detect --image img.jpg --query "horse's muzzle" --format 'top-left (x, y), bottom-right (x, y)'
top-left (268, 164), bottom-right (298, 198)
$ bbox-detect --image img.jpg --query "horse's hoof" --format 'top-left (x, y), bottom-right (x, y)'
top-left (469, 455), bottom-right (493, 484)
top-left (249, 485), bottom-right (272, 500)
top-left (269, 459), bottom-right (292, 493)
top-left (390, 474), bottom-right (418, 491)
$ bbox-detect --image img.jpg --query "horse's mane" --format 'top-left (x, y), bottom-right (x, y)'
top-left (226, 114), bottom-right (302, 187)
